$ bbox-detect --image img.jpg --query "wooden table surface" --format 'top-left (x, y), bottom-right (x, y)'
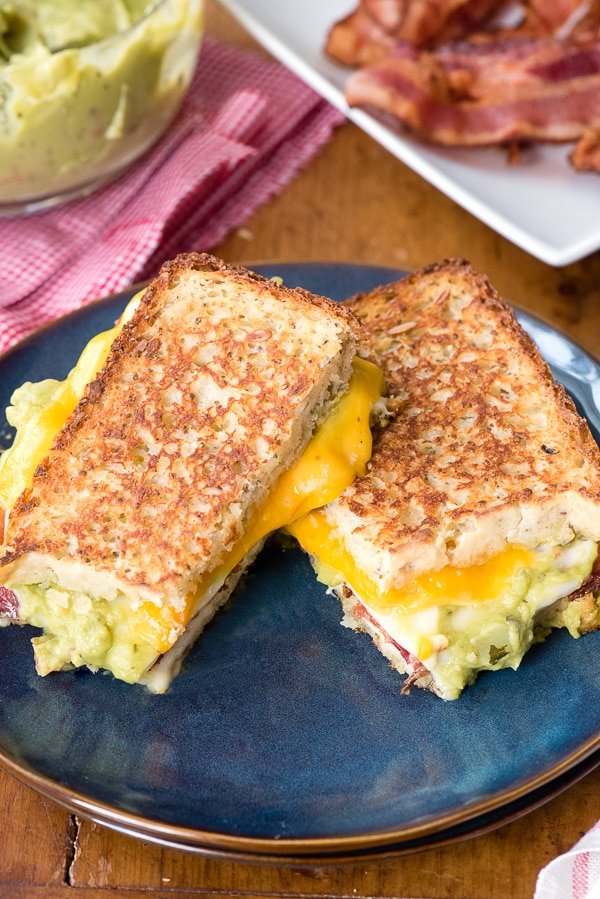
top-left (3, 3), bottom-right (600, 897)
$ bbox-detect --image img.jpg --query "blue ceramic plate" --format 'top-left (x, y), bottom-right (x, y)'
top-left (0, 263), bottom-right (600, 863)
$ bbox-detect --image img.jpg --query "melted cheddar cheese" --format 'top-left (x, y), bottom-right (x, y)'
top-left (288, 512), bottom-right (535, 615)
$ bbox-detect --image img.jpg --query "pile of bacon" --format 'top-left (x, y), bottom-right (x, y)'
top-left (326, 0), bottom-right (600, 171)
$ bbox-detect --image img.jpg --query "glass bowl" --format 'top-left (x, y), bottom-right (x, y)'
top-left (0, 0), bottom-right (204, 216)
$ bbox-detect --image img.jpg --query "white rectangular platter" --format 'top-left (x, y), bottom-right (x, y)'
top-left (218, 0), bottom-right (600, 267)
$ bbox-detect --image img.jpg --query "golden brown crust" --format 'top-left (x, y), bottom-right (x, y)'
top-left (332, 259), bottom-right (600, 587)
top-left (156, 253), bottom-right (359, 329)
top-left (0, 253), bottom-right (358, 609)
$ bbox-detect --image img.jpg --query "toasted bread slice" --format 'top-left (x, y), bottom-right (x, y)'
top-left (289, 260), bottom-right (600, 699)
top-left (0, 253), bottom-right (374, 691)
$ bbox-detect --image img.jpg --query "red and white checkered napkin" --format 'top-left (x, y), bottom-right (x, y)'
top-left (535, 820), bottom-right (600, 898)
top-left (0, 36), bottom-right (344, 353)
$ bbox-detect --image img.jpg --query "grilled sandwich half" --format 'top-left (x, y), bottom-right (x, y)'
top-left (0, 253), bottom-right (386, 692)
top-left (289, 260), bottom-right (600, 700)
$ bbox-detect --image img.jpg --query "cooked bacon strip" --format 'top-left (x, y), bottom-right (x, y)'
top-left (527, 0), bottom-right (594, 35)
top-left (0, 585), bottom-right (19, 620)
top-left (345, 37), bottom-right (600, 146)
top-left (352, 599), bottom-right (414, 666)
top-left (527, 0), bottom-right (587, 35)
top-left (325, 0), bottom-right (600, 162)
top-left (327, 0), bottom-right (505, 66)
top-left (565, 548), bottom-right (600, 600)
top-left (566, 0), bottom-right (600, 41)
top-left (326, 8), bottom-right (396, 67)
top-left (351, 598), bottom-right (434, 692)
top-left (365, 0), bottom-right (501, 46)
top-left (362, 0), bottom-right (406, 32)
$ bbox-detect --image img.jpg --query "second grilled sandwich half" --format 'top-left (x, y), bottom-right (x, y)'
top-left (289, 259), bottom-right (600, 700)
top-left (0, 253), bottom-right (386, 692)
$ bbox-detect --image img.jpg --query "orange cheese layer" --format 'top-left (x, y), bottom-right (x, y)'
top-left (288, 509), bottom-right (535, 615)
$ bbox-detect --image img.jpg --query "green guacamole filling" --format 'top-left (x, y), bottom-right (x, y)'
top-left (16, 583), bottom-right (158, 683)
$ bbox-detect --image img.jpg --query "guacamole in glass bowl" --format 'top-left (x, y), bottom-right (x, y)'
top-left (0, 0), bottom-right (204, 214)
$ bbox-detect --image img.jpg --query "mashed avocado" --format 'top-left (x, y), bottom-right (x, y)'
top-left (430, 541), bottom-right (597, 696)
top-left (0, 0), bottom-right (203, 208)
top-left (5, 377), bottom-right (62, 429)
top-left (17, 582), bottom-right (158, 683)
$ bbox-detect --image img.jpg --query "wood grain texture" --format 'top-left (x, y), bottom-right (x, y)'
top-left (1, 2), bottom-right (600, 897)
